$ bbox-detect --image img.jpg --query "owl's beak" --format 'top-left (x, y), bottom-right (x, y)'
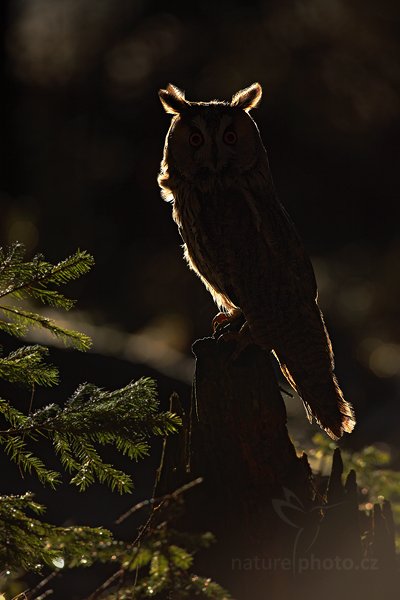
top-left (199, 160), bottom-right (218, 176)
top-left (197, 166), bottom-right (214, 179)
top-left (211, 142), bottom-right (219, 171)
top-left (210, 160), bottom-right (218, 172)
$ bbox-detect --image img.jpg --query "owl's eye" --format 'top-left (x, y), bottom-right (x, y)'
top-left (189, 131), bottom-right (204, 147)
top-left (223, 130), bottom-right (237, 145)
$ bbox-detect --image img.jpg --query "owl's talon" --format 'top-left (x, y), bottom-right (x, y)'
top-left (212, 310), bottom-right (245, 337)
top-left (216, 330), bottom-right (238, 344)
top-left (217, 322), bottom-right (254, 360)
top-left (212, 312), bottom-right (231, 334)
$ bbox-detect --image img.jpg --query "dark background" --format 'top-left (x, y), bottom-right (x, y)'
top-left (1, 0), bottom-right (400, 596)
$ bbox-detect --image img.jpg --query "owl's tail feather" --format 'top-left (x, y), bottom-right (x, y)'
top-left (246, 300), bottom-right (356, 440)
top-left (279, 361), bottom-right (355, 440)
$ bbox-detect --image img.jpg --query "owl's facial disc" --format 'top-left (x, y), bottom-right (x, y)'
top-left (168, 106), bottom-right (260, 181)
top-left (188, 113), bottom-right (239, 175)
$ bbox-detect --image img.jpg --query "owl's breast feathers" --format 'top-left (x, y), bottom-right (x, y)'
top-left (170, 175), bottom-right (317, 318)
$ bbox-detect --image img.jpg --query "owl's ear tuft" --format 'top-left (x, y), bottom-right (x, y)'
top-left (159, 84), bottom-right (188, 115)
top-left (231, 82), bottom-right (262, 112)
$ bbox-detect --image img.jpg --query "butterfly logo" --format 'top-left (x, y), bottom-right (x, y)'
top-left (272, 488), bottom-right (343, 573)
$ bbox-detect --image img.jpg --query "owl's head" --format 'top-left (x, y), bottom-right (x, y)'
top-left (159, 83), bottom-right (264, 182)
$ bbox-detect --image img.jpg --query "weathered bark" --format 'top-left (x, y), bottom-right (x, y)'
top-left (189, 337), bottom-right (312, 536)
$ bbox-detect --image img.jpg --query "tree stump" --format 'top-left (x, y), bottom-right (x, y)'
top-left (155, 336), bottom-right (398, 599)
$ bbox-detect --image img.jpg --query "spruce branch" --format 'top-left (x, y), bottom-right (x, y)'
top-left (0, 244), bottom-right (94, 300)
top-left (0, 243), bottom-right (93, 350)
top-left (17, 378), bottom-right (181, 440)
top-left (0, 492), bottom-right (114, 573)
top-left (0, 345), bottom-right (59, 387)
top-left (0, 398), bottom-right (29, 428)
top-left (68, 436), bottom-right (134, 493)
top-left (1, 435), bottom-right (61, 487)
top-left (0, 378), bottom-right (181, 492)
top-left (0, 305), bottom-right (91, 350)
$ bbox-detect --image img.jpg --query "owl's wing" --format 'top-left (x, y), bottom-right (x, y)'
top-left (256, 190), bottom-right (318, 301)
top-left (237, 186), bottom-right (355, 439)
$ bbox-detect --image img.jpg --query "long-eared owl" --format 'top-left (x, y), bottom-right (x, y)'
top-left (158, 82), bottom-right (355, 440)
